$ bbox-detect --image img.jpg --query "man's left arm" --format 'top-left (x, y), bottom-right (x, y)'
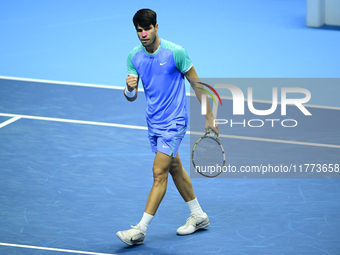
top-left (185, 66), bottom-right (219, 135)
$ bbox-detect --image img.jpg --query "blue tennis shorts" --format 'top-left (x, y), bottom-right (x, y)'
top-left (147, 121), bottom-right (187, 157)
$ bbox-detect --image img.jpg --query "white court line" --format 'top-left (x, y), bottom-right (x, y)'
top-left (0, 75), bottom-right (124, 90)
top-left (0, 75), bottom-right (145, 92)
top-left (0, 112), bottom-right (339, 149)
top-left (2, 76), bottom-right (340, 110)
top-left (190, 131), bottom-right (340, 149)
top-left (0, 113), bottom-right (147, 131)
top-left (0, 242), bottom-right (117, 255)
top-left (0, 116), bottom-right (21, 129)
top-left (188, 93), bottom-right (340, 111)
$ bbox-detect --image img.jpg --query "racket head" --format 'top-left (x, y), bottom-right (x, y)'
top-left (192, 130), bottom-right (225, 178)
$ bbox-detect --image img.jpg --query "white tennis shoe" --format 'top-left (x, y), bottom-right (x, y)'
top-left (177, 212), bottom-right (210, 235)
top-left (116, 224), bottom-right (145, 245)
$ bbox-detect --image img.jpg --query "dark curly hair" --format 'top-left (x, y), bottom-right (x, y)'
top-left (133, 9), bottom-right (157, 29)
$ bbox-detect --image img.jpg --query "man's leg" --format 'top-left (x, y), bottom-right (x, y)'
top-left (145, 151), bottom-right (173, 215)
top-left (169, 152), bottom-right (195, 202)
top-left (169, 152), bottom-right (210, 235)
top-left (116, 151), bottom-right (173, 245)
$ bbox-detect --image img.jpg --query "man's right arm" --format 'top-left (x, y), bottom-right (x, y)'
top-left (124, 75), bottom-right (139, 102)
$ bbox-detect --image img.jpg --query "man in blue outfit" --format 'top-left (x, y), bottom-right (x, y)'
top-left (116, 9), bottom-right (219, 245)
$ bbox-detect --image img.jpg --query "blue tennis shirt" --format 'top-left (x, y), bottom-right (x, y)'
top-left (127, 39), bottom-right (193, 127)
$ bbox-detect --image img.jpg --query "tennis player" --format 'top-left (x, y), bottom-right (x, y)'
top-left (116, 9), bottom-right (219, 245)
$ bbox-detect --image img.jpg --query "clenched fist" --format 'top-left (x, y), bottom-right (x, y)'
top-left (126, 76), bottom-right (138, 91)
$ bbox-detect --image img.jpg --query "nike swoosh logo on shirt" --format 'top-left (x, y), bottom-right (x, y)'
top-left (160, 62), bottom-right (167, 66)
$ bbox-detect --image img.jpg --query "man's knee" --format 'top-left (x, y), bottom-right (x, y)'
top-left (169, 158), bottom-right (183, 176)
top-left (152, 165), bottom-right (169, 183)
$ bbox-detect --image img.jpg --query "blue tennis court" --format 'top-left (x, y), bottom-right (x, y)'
top-left (0, 77), bottom-right (339, 255)
top-left (1, 0), bottom-right (340, 254)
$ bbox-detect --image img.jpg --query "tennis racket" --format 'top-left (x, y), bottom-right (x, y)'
top-left (192, 129), bottom-right (225, 178)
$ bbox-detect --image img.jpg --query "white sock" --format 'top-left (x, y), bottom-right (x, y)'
top-left (139, 212), bottom-right (153, 233)
top-left (186, 198), bottom-right (204, 217)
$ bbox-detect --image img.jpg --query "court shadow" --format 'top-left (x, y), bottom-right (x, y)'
top-left (110, 229), bottom-right (210, 254)
top-left (112, 245), bottom-right (175, 255)
top-left (313, 25), bottom-right (340, 31)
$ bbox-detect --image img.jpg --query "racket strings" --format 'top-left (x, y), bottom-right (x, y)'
top-left (193, 138), bottom-right (224, 169)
